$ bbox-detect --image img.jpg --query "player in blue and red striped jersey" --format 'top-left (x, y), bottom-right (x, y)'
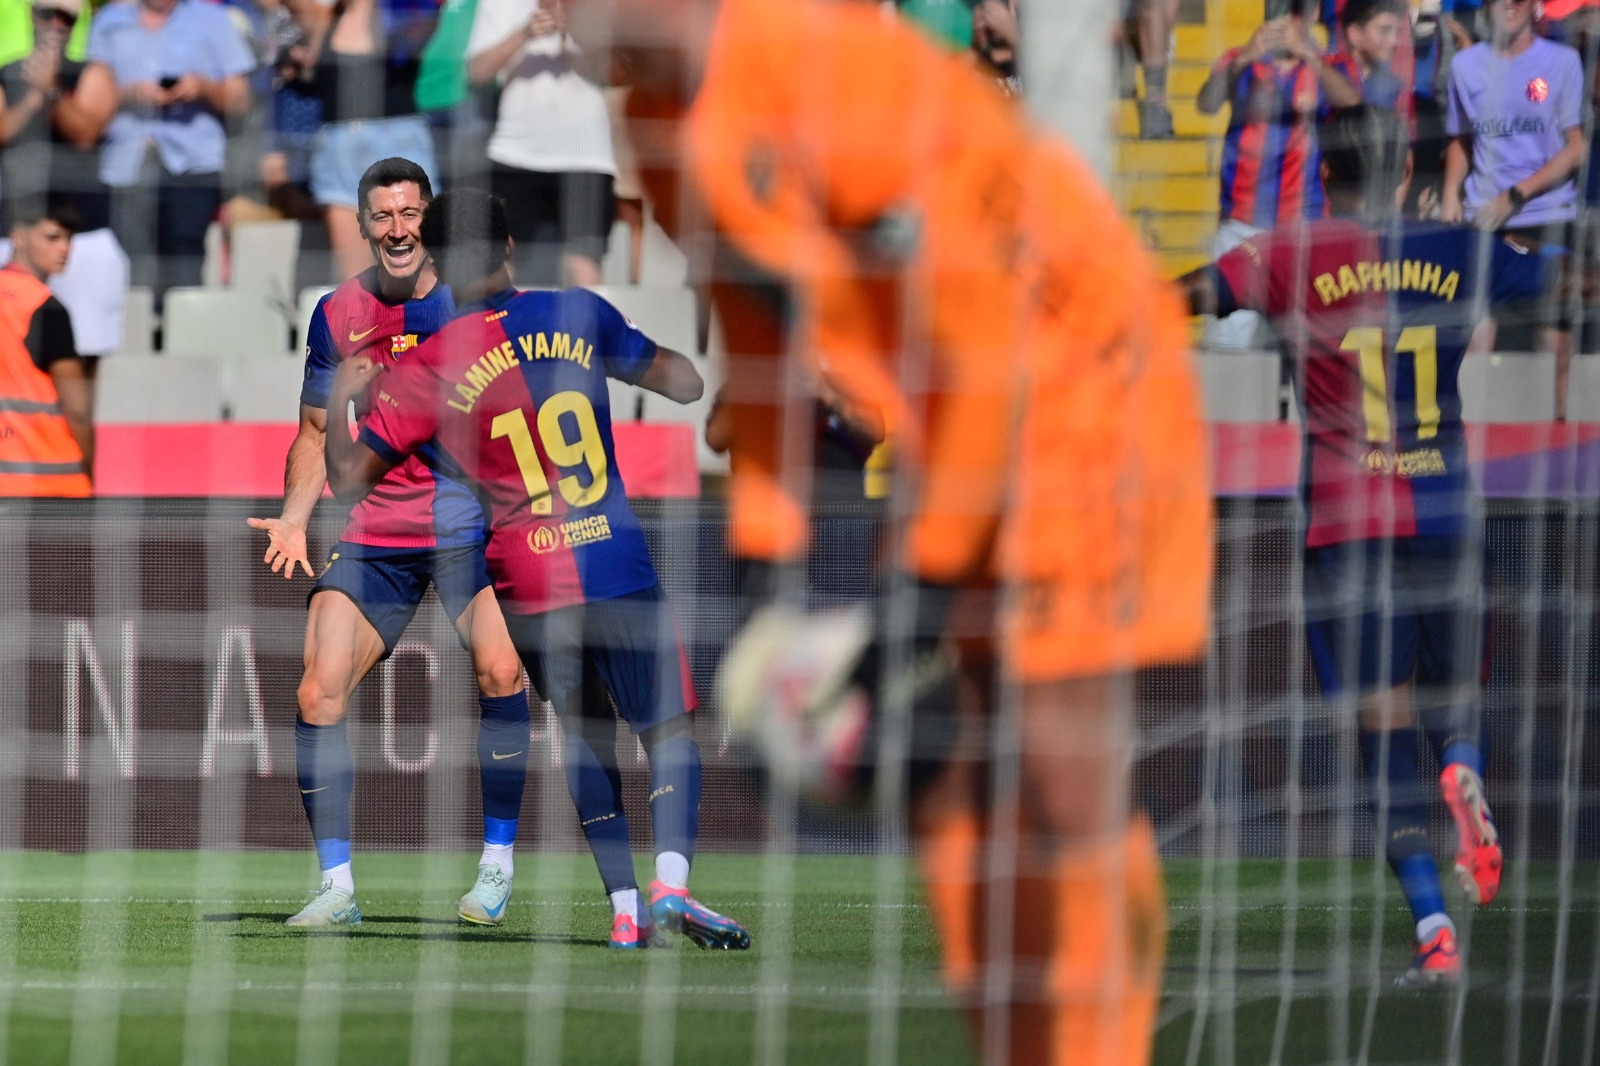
top-left (1181, 105), bottom-right (1539, 987)
top-left (247, 158), bottom-right (532, 931)
top-left (324, 189), bottom-right (751, 951)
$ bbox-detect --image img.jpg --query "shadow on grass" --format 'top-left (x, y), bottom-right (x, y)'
top-left (203, 912), bottom-right (608, 948)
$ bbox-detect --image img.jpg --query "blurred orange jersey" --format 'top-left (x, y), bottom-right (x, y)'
top-left (633, 0), bottom-right (1212, 679)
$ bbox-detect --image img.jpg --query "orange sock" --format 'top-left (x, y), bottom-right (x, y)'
top-left (914, 805), bottom-right (985, 994)
top-left (1006, 817), bottom-right (1167, 1066)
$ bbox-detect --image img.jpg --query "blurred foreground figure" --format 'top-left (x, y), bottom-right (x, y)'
top-left (573, 0), bottom-right (1214, 1061)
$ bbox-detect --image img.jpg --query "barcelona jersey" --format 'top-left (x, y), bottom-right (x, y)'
top-left (359, 287), bottom-right (661, 615)
top-left (302, 268), bottom-right (484, 549)
top-left (1213, 49), bottom-right (1360, 227)
top-left (1214, 218), bottom-right (1547, 547)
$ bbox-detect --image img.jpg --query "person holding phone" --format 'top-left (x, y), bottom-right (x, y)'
top-left (1195, 0), bottom-right (1362, 350)
top-left (70, 0), bottom-right (254, 309)
top-left (465, 0), bottom-right (617, 287)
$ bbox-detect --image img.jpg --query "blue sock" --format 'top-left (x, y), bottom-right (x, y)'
top-left (296, 717), bottom-right (353, 872)
top-left (563, 726), bottom-right (635, 896)
top-left (1359, 727), bottom-right (1448, 925)
top-left (1421, 704), bottom-right (1484, 776)
top-left (478, 692), bottom-right (530, 846)
top-left (643, 727), bottom-right (702, 865)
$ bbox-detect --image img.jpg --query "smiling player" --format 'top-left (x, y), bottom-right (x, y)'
top-left (248, 158), bottom-right (532, 930)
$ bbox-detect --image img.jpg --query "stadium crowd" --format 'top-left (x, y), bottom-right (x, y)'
top-left (1199, 0), bottom-right (1596, 415)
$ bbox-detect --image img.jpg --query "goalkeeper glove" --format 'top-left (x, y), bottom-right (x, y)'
top-left (719, 564), bottom-right (959, 806)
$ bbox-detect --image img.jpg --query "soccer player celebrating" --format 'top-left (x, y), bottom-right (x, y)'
top-left (323, 189), bottom-right (751, 952)
top-left (572, 1), bottom-right (1213, 1062)
top-left (1182, 105), bottom-right (1515, 987)
top-left (248, 158), bottom-right (531, 929)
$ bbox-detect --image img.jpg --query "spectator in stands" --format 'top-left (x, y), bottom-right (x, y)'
top-left (295, 0), bottom-right (441, 279)
top-left (72, 0), bottom-right (254, 309)
top-left (466, 0), bottom-right (615, 287)
top-left (1332, 0), bottom-right (1413, 119)
top-left (0, 0), bottom-right (127, 380)
top-left (1443, 0), bottom-right (1585, 417)
top-left (1122, 0), bottom-right (1181, 138)
top-left (968, 0), bottom-right (1020, 96)
top-left (0, 202), bottom-right (92, 496)
top-left (1196, 0), bottom-right (1361, 349)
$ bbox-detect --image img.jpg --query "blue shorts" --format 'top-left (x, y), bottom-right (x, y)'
top-left (1303, 535), bottom-right (1490, 701)
top-left (503, 584), bottom-right (697, 735)
top-left (311, 540), bottom-right (492, 656)
top-left (310, 115), bottom-right (439, 209)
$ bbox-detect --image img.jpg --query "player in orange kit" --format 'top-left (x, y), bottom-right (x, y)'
top-left (573, 1), bottom-right (1214, 1062)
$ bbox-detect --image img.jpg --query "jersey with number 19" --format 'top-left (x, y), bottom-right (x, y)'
top-left (1212, 219), bottom-right (1546, 548)
top-left (358, 287), bottom-right (660, 616)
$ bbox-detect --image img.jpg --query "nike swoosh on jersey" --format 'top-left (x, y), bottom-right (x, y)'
top-left (300, 786), bottom-right (329, 794)
top-left (491, 750), bottom-right (524, 761)
top-left (349, 326), bottom-right (378, 342)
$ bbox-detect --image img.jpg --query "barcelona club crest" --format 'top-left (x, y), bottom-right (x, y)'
top-left (391, 333), bottom-right (419, 355)
top-left (1527, 77), bottom-right (1550, 104)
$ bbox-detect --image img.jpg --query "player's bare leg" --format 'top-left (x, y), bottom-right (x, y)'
top-left (286, 590), bottom-right (387, 927)
top-left (980, 672), bottom-right (1163, 1066)
top-left (452, 587), bottom-right (531, 925)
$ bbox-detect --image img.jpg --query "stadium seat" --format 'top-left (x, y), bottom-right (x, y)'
top-left (120, 286), bottom-right (155, 354)
top-left (639, 352), bottom-right (726, 474)
top-left (585, 285), bottom-right (699, 357)
top-left (1564, 354), bottom-right (1600, 422)
top-left (94, 354), bottom-right (225, 423)
top-left (202, 221), bottom-right (225, 289)
top-left (608, 377), bottom-right (645, 422)
top-left (227, 355), bottom-right (308, 422)
top-left (1459, 351), bottom-right (1557, 422)
top-left (163, 288), bottom-right (291, 358)
top-left (229, 220), bottom-right (301, 308)
top-left (296, 284), bottom-right (336, 349)
top-left (638, 215), bottom-right (688, 286)
top-left (1195, 350), bottom-right (1281, 422)
top-left (600, 220), bottom-right (633, 286)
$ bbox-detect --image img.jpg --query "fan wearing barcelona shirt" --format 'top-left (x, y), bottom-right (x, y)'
top-left (247, 158), bottom-right (531, 931)
top-left (324, 189), bottom-right (751, 952)
top-left (1181, 105), bottom-right (1537, 988)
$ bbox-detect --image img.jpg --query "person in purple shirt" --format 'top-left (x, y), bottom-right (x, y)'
top-left (1442, 0), bottom-right (1586, 417)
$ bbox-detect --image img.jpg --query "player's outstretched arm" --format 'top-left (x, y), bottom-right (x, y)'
top-left (323, 358), bottom-right (398, 504)
top-left (636, 346), bottom-right (705, 404)
top-left (1177, 265), bottom-right (1221, 318)
top-left (247, 403), bottom-right (327, 581)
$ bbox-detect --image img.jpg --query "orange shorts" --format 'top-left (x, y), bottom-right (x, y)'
top-left (998, 289), bottom-right (1214, 684)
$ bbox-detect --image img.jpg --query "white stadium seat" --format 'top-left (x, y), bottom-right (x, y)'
top-left (229, 220), bottom-right (301, 307)
top-left (227, 355), bottom-right (308, 422)
top-left (584, 285), bottom-right (699, 357)
top-left (296, 284), bottom-right (336, 350)
top-left (1567, 354), bottom-right (1600, 422)
top-left (1458, 351), bottom-right (1557, 423)
top-left (163, 288), bottom-right (290, 358)
top-left (121, 286), bottom-right (155, 354)
top-left (95, 354), bottom-right (225, 424)
top-left (1195, 350), bottom-right (1282, 423)
top-left (638, 215), bottom-right (688, 286)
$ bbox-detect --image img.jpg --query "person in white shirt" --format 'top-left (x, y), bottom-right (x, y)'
top-left (466, 0), bottom-right (616, 286)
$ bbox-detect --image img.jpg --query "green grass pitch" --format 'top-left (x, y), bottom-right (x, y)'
top-left (0, 852), bottom-right (1594, 1064)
